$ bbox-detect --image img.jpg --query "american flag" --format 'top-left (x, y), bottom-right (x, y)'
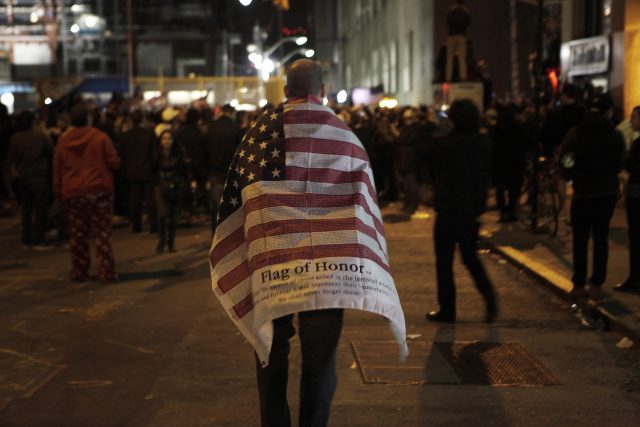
top-left (209, 96), bottom-right (407, 364)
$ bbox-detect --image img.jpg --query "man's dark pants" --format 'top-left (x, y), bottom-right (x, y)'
top-left (255, 309), bottom-right (343, 427)
top-left (434, 213), bottom-right (495, 315)
top-left (127, 180), bottom-right (150, 232)
top-left (570, 194), bottom-right (617, 287)
top-left (17, 176), bottom-right (49, 245)
top-left (627, 196), bottom-right (640, 284)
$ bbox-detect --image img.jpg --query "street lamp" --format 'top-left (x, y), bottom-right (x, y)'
top-left (263, 35), bottom-right (308, 57)
top-left (238, 0), bottom-right (253, 6)
top-left (278, 48), bottom-right (314, 65)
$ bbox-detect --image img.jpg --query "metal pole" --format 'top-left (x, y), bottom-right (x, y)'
top-left (531, 0), bottom-right (544, 231)
top-left (126, 0), bottom-right (135, 97)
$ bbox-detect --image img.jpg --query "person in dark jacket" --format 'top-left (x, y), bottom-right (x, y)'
top-left (425, 99), bottom-right (497, 323)
top-left (7, 111), bottom-right (53, 248)
top-left (204, 104), bottom-right (242, 234)
top-left (153, 130), bottom-right (190, 253)
top-left (492, 104), bottom-right (531, 222)
top-left (559, 94), bottom-right (626, 300)
top-left (394, 108), bottom-right (423, 214)
top-left (446, 0), bottom-right (471, 82)
top-left (614, 106), bottom-right (640, 292)
top-left (175, 108), bottom-right (207, 220)
top-left (53, 104), bottom-right (121, 282)
top-left (119, 110), bottom-right (155, 232)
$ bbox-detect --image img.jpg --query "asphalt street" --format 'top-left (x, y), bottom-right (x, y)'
top-left (1, 204), bottom-right (639, 426)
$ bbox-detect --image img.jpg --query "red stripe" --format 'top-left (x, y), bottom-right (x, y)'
top-left (232, 294), bottom-right (254, 318)
top-left (286, 137), bottom-right (369, 162)
top-left (242, 193), bottom-right (384, 235)
top-left (284, 109), bottom-right (351, 132)
top-left (246, 217), bottom-right (379, 243)
top-left (210, 227), bottom-right (244, 264)
top-left (211, 194), bottom-right (386, 266)
top-left (286, 166), bottom-right (377, 201)
top-left (218, 260), bottom-right (251, 293)
top-left (218, 243), bottom-right (390, 297)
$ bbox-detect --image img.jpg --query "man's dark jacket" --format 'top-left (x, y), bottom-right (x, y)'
top-left (118, 126), bottom-right (154, 181)
top-left (7, 129), bottom-right (53, 180)
top-left (559, 115), bottom-right (626, 199)
top-left (175, 123), bottom-right (207, 180)
top-left (427, 132), bottom-right (492, 216)
top-left (204, 116), bottom-right (242, 182)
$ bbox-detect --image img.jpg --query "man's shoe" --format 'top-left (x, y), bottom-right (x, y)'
top-left (613, 280), bottom-right (640, 293)
top-left (485, 305), bottom-right (498, 324)
top-left (586, 284), bottom-right (604, 301)
top-left (426, 310), bottom-right (456, 323)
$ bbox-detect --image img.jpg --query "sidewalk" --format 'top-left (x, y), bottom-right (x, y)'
top-left (480, 204), bottom-right (640, 345)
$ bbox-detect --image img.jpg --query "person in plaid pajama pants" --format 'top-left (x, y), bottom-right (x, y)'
top-left (53, 105), bottom-right (121, 282)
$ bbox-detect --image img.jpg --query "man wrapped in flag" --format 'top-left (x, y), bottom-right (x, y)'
top-left (209, 59), bottom-right (406, 427)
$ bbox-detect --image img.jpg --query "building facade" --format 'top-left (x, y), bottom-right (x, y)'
top-left (335, 0), bottom-right (435, 106)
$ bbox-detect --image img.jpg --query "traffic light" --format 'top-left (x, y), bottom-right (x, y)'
top-left (273, 0), bottom-right (290, 11)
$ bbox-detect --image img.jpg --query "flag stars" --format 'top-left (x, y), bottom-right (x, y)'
top-left (239, 149), bottom-right (245, 158)
top-left (248, 137), bottom-right (256, 145)
top-left (247, 153), bottom-right (256, 163)
top-left (247, 172), bottom-right (256, 182)
top-left (259, 141), bottom-right (268, 150)
top-left (232, 180), bottom-right (239, 189)
top-left (270, 112), bottom-right (278, 120)
top-left (238, 166), bottom-right (245, 176)
top-left (259, 124), bottom-right (268, 133)
top-left (230, 197), bottom-right (239, 207)
top-left (270, 148), bottom-right (280, 158)
top-left (271, 168), bottom-right (281, 178)
top-left (270, 130), bottom-right (280, 140)
top-left (259, 159), bottom-right (267, 168)
top-left (250, 121), bottom-right (257, 128)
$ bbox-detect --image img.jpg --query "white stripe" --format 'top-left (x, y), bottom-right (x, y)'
top-left (286, 151), bottom-right (376, 189)
top-left (211, 207), bottom-right (245, 250)
top-left (284, 102), bottom-right (335, 114)
top-left (241, 180), bottom-right (383, 223)
top-left (246, 230), bottom-right (388, 268)
top-left (284, 123), bottom-right (363, 149)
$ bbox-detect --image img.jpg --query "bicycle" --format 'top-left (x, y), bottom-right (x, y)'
top-left (517, 156), bottom-right (562, 237)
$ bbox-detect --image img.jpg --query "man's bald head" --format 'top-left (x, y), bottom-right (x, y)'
top-left (285, 59), bottom-right (324, 99)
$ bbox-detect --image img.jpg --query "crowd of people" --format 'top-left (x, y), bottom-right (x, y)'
top-left (0, 79), bottom-right (638, 293)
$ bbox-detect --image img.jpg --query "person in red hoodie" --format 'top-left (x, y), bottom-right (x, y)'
top-left (53, 104), bottom-right (121, 282)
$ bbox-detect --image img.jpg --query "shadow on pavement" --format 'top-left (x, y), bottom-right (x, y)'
top-left (118, 269), bottom-right (183, 284)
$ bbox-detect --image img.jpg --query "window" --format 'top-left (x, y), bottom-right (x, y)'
top-left (402, 31), bottom-right (413, 92)
top-left (389, 40), bottom-right (397, 93)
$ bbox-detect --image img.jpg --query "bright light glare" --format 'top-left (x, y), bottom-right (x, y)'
top-left (246, 44), bottom-right (257, 53)
top-left (262, 58), bottom-right (275, 72)
top-left (337, 90), bottom-right (348, 104)
top-left (295, 36), bottom-right (308, 46)
top-left (84, 14), bottom-right (99, 28)
top-left (379, 98), bottom-right (398, 109)
top-left (70, 4), bottom-right (85, 13)
top-left (1, 92), bottom-right (14, 107)
top-left (239, 0), bottom-right (253, 6)
top-left (323, 97), bottom-right (329, 106)
top-left (305, 49), bottom-right (315, 58)
top-left (248, 52), bottom-right (262, 66)
top-left (259, 99), bottom-right (268, 108)
top-left (44, 97), bottom-right (53, 105)
top-left (239, 87), bottom-right (248, 94)
top-left (30, 12), bottom-right (38, 23)
top-left (230, 99), bottom-right (239, 108)
top-left (70, 24), bottom-right (80, 33)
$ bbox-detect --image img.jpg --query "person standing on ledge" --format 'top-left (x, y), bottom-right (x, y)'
top-left (446, 0), bottom-right (471, 82)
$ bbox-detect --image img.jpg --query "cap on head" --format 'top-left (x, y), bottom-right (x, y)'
top-left (285, 59), bottom-right (324, 99)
